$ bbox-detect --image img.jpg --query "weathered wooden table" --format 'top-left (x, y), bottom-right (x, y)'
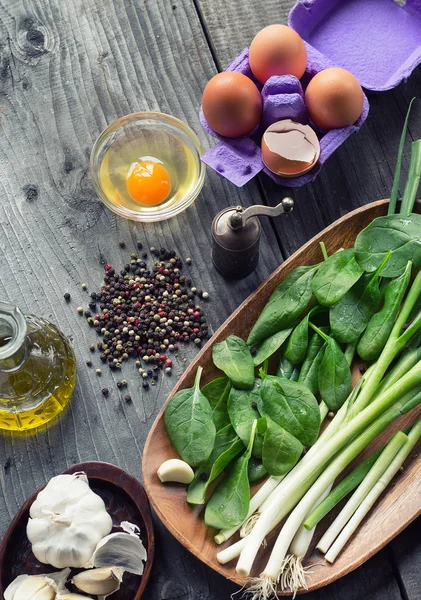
top-left (0, 0), bottom-right (420, 598)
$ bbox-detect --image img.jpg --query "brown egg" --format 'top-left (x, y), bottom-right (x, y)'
top-left (305, 67), bottom-right (364, 130)
top-left (201, 72), bottom-right (262, 138)
top-left (249, 24), bottom-right (307, 84)
top-left (261, 120), bottom-right (320, 178)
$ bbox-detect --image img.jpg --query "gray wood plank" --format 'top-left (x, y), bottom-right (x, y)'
top-left (0, 0), bottom-right (281, 598)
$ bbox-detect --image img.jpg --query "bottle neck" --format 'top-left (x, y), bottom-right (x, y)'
top-left (0, 302), bottom-right (29, 373)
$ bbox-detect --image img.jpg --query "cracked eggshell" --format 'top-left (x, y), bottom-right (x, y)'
top-left (261, 119), bottom-right (320, 177)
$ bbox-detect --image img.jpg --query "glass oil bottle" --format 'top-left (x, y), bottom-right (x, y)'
top-left (0, 301), bottom-right (76, 432)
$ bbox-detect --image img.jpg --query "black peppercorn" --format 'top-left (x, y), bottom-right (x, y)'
top-left (64, 292), bottom-right (71, 301)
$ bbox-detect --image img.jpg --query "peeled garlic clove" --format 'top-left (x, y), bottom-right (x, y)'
top-left (157, 459), bottom-right (194, 484)
top-left (55, 593), bottom-right (90, 600)
top-left (72, 566), bottom-right (123, 597)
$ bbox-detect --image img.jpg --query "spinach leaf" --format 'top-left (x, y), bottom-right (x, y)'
top-left (187, 424), bottom-right (244, 505)
top-left (284, 307), bottom-right (322, 365)
top-left (164, 367), bottom-right (216, 466)
top-left (228, 380), bottom-right (264, 458)
top-left (213, 335), bottom-right (254, 390)
top-left (205, 421), bottom-right (257, 529)
top-left (247, 457), bottom-right (268, 482)
top-left (354, 213), bottom-right (421, 277)
top-left (312, 249), bottom-right (364, 307)
top-left (330, 254), bottom-right (389, 343)
top-left (259, 375), bottom-right (320, 447)
top-left (358, 261), bottom-right (412, 361)
top-left (259, 416), bottom-right (303, 476)
top-left (284, 315), bottom-right (310, 365)
top-left (311, 324), bottom-right (352, 411)
top-left (297, 328), bottom-right (328, 394)
top-left (251, 328), bottom-right (293, 366)
top-left (247, 265), bottom-right (318, 347)
top-left (277, 355), bottom-right (300, 381)
top-left (201, 377), bottom-right (232, 430)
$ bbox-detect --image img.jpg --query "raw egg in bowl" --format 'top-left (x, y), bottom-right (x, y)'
top-left (91, 113), bottom-right (205, 222)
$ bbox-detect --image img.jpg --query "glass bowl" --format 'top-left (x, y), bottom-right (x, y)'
top-left (90, 112), bottom-right (206, 222)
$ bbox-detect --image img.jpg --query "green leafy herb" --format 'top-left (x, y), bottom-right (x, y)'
top-left (311, 324), bottom-right (352, 411)
top-left (252, 328), bottom-right (293, 366)
top-left (358, 261), bottom-right (412, 361)
top-left (205, 421), bottom-right (257, 529)
top-left (201, 377), bottom-right (232, 431)
top-left (277, 355), bottom-right (300, 381)
top-left (355, 213), bottom-right (421, 277)
top-left (259, 416), bottom-right (303, 476)
top-left (298, 329), bottom-right (328, 394)
top-left (312, 249), bottom-right (364, 307)
top-left (228, 380), bottom-right (264, 458)
top-left (330, 253), bottom-right (390, 343)
top-left (212, 335), bottom-right (254, 390)
top-left (247, 265), bottom-right (318, 347)
top-left (186, 424), bottom-right (244, 505)
top-left (164, 367), bottom-right (216, 466)
top-left (400, 140), bottom-right (421, 215)
top-left (247, 457), bottom-right (268, 483)
top-left (388, 98), bottom-right (415, 215)
top-left (284, 307), bottom-right (323, 365)
top-left (259, 375), bottom-right (320, 447)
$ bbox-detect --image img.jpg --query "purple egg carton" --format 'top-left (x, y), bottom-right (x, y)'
top-left (200, 0), bottom-right (421, 188)
top-left (200, 46), bottom-right (369, 188)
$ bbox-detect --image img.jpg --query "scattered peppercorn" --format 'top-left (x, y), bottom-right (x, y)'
top-left (185, 257), bottom-right (192, 264)
top-left (102, 388), bottom-right (109, 396)
top-left (64, 292), bottom-right (71, 302)
top-left (202, 292), bottom-right (209, 300)
top-left (86, 359), bottom-right (92, 367)
top-left (77, 306), bottom-right (83, 314)
top-left (359, 365), bottom-right (366, 374)
top-left (95, 368), bottom-right (102, 375)
top-left (251, 401), bottom-right (257, 409)
top-left (124, 394), bottom-right (132, 403)
top-left (142, 381), bottom-right (149, 389)
top-left (137, 242), bottom-right (143, 250)
top-left (200, 472), bottom-right (209, 481)
top-left (119, 240), bottom-right (126, 248)
top-left (75, 246), bottom-right (210, 380)
top-left (89, 344), bottom-right (95, 352)
top-left (82, 283), bottom-right (88, 290)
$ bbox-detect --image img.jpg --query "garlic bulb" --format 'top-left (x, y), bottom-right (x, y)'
top-left (5, 569), bottom-right (70, 600)
top-left (27, 473), bottom-right (112, 568)
top-left (72, 566), bottom-right (123, 597)
top-left (86, 521), bottom-right (147, 576)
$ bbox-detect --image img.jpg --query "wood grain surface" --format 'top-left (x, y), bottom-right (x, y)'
top-left (0, 0), bottom-right (419, 598)
top-left (143, 200), bottom-right (421, 594)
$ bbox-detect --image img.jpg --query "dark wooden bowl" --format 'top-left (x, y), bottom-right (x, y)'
top-left (0, 461), bottom-right (154, 599)
top-left (143, 199), bottom-right (421, 594)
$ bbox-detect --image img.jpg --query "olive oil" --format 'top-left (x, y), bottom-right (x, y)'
top-left (99, 126), bottom-right (200, 215)
top-left (0, 304), bottom-right (76, 432)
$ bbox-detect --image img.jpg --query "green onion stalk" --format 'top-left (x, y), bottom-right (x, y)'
top-left (243, 390), bottom-right (421, 596)
top-left (234, 364), bottom-right (421, 578)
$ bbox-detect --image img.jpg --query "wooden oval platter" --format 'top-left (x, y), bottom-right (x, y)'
top-left (143, 199), bottom-right (421, 594)
top-left (0, 461), bottom-right (155, 600)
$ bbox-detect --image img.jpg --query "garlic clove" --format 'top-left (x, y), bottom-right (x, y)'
top-left (72, 566), bottom-right (123, 597)
top-left (157, 459), bottom-right (194, 484)
top-left (4, 569), bottom-right (70, 600)
top-left (86, 522), bottom-right (147, 576)
top-left (55, 593), bottom-right (90, 600)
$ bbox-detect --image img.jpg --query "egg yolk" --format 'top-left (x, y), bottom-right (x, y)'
top-left (126, 160), bottom-right (171, 206)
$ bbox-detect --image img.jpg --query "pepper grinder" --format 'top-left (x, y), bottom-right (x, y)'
top-left (211, 197), bottom-right (294, 279)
